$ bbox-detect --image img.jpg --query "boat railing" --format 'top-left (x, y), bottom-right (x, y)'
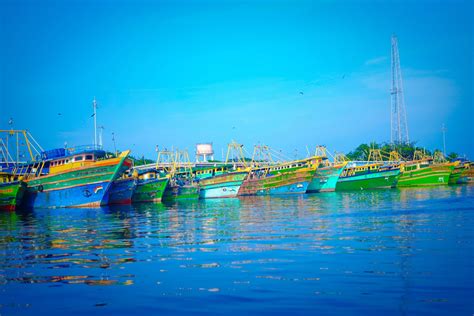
top-left (348, 160), bottom-right (401, 167)
top-left (66, 144), bottom-right (103, 155)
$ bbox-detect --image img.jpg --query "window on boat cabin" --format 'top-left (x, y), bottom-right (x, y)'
top-left (85, 155), bottom-right (93, 161)
top-left (75, 156), bottom-right (83, 161)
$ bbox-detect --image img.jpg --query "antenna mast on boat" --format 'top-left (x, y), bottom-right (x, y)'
top-left (98, 126), bottom-right (104, 149)
top-left (92, 97), bottom-right (98, 148)
top-left (112, 132), bottom-right (117, 156)
top-left (390, 35), bottom-right (410, 145)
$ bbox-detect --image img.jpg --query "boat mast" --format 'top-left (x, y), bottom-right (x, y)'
top-left (112, 132), bottom-right (117, 156)
top-left (98, 126), bottom-right (104, 149)
top-left (93, 97), bottom-right (98, 148)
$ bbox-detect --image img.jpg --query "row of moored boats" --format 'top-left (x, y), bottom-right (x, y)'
top-left (1, 143), bottom-right (472, 211)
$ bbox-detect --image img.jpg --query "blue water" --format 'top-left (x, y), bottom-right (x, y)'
top-left (1, 186), bottom-right (473, 315)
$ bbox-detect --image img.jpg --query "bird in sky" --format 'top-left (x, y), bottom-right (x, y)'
top-left (299, 91), bottom-right (304, 95)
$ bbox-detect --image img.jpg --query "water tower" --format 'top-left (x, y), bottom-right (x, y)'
top-left (196, 143), bottom-right (214, 162)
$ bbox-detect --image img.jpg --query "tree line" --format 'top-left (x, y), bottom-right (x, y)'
top-left (345, 142), bottom-right (459, 161)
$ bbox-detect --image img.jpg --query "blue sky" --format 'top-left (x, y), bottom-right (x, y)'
top-left (1, 0), bottom-right (472, 160)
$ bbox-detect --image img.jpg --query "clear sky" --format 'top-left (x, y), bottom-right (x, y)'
top-left (1, 0), bottom-right (472, 160)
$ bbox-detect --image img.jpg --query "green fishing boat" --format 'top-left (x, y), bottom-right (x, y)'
top-left (397, 160), bottom-right (456, 187)
top-left (156, 149), bottom-right (200, 201)
top-left (0, 173), bottom-right (26, 211)
top-left (163, 182), bottom-right (199, 201)
top-left (131, 170), bottom-right (169, 203)
top-left (336, 162), bottom-right (400, 191)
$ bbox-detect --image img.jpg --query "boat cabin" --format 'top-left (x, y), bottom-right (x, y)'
top-left (135, 170), bottom-right (167, 181)
top-left (48, 150), bottom-right (106, 174)
top-left (194, 167), bottom-right (228, 179)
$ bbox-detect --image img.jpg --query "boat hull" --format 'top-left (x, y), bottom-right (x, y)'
top-left (336, 169), bottom-right (400, 191)
top-left (23, 180), bottom-right (111, 208)
top-left (239, 166), bottom-right (316, 196)
top-left (198, 172), bottom-right (247, 199)
top-left (0, 181), bottom-right (25, 211)
top-left (307, 164), bottom-right (345, 193)
top-left (458, 165), bottom-right (474, 184)
top-left (107, 177), bottom-right (137, 205)
top-left (132, 177), bottom-right (169, 203)
top-left (23, 156), bottom-right (130, 209)
top-left (449, 166), bottom-right (464, 185)
top-left (256, 181), bottom-right (309, 195)
top-left (398, 165), bottom-right (453, 187)
top-left (163, 184), bottom-right (199, 201)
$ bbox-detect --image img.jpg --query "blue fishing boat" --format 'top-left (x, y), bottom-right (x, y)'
top-left (106, 176), bottom-right (137, 205)
top-left (21, 147), bottom-right (131, 208)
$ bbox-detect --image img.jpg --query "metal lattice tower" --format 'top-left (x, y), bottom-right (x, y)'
top-left (390, 35), bottom-right (410, 144)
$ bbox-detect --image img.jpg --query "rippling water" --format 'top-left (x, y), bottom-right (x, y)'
top-left (1, 186), bottom-right (473, 315)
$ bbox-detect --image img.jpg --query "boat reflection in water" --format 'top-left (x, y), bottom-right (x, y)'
top-left (0, 186), bottom-right (472, 315)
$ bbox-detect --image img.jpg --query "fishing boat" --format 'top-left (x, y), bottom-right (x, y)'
top-left (189, 141), bottom-right (248, 199)
top-left (194, 166), bottom-right (248, 198)
top-left (398, 161), bottom-right (455, 187)
top-left (239, 157), bottom-right (319, 195)
top-left (21, 147), bottom-right (131, 208)
top-left (336, 162), bottom-right (400, 191)
top-left (157, 149), bottom-right (199, 201)
top-left (458, 162), bottom-right (474, 184)
top-left (106, 176), bottom-right (137, 205)
top-left (224, 143), bottom-right (318, 196)
top-left (448, 161), bottom-right (469, 185)
top-left (307, 147), bottom-right (346, 193)
top-left (131, 170), bottom-right (169, 203)
top-left (163, 179), bottom-right (200, 201)
top-left (307, 162), bottom-right (346, 193)
top-left (0, 173), bottom-right (26, 211)
top-left (397, 151), bottom-right (456, 187)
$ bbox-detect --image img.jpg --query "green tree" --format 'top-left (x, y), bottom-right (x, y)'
top-left (447, 152), bottom-right (459, 161)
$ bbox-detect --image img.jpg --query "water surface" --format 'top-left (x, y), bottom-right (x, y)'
top-left (1, 186), bottom-right (473, 315)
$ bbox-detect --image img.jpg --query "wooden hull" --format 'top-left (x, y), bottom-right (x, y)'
top-left (0, 181), bottom-right (25, 211)
top-left (198, 172), bottom-right (247, 199)
top-left (132, 177), bottom-right (169, 203)
top-left (459, 165), bottom-right (474, 184)
top-left (337, 169), bottom-right (400, 191)
top-left (106, 177), bottom-right (137, 205)
top-left (307, 164), bottom-right (345, 193)
top-left (239, 166), bottom-right (316, 196)
top-left (163, 184), bottom-right (199, 201)
top-left (23, 155), bottom-right (130, 209)
top-left (398, 164), bottom-right (453, 187)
